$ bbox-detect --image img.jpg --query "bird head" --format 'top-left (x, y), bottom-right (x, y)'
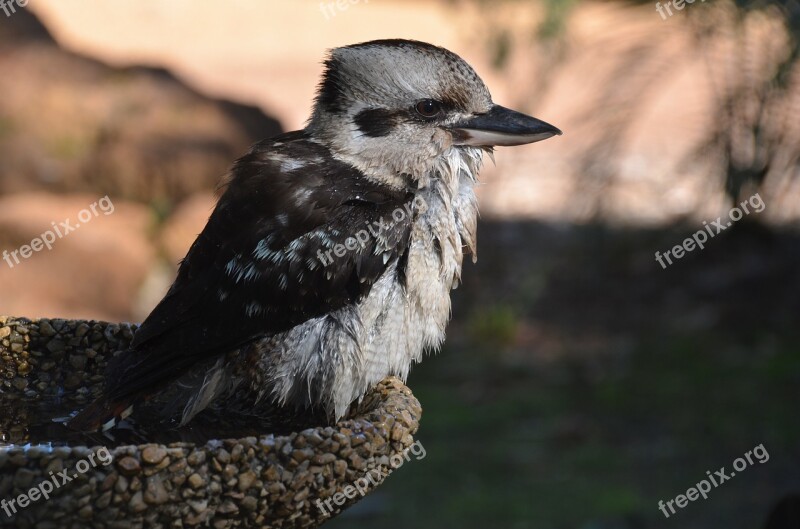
top-left (307, 39), bottom-right (561, 187)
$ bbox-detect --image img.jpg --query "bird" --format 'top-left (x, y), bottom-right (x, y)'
top-left (68, 39), bottom-right (561, 432)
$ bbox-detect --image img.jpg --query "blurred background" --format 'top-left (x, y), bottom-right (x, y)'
top-left (1, 0), bottom-right (799, 527)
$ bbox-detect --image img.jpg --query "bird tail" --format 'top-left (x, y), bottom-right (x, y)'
top-left (67, 395), bottom-right (136, 432)
top-left (67, 346), bottom-right (155, 432)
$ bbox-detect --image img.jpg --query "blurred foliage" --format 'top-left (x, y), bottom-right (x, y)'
top-left (682, 0), bottom-right (800, 207)
top-left (0, 117), bottom-right (14, 139)
top-left (537, 0), bottom-right (582, 40)
top-left (463, 0), bottom-right (800, 216)
top-left (454, 0), bottom-right (577, 73)
top-left (608, 0), bottom-right (799, 210)
top-left (468, 304), bottom-right (519, 346)
top-left (46, 133), bottom-right (93, 160)
top-left (326, 329), bottom-right (799, 528)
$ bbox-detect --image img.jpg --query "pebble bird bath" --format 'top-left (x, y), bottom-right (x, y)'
top-left (0, 316), bottom-right (422, 528)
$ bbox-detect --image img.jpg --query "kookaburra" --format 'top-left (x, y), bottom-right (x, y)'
top-left (69, 39), bottom-right (561, 432)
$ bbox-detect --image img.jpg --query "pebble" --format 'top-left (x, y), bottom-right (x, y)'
top-left (142, 446), bottom-right (168, 465)
top-left (69, 354), bottom-right (87, 370)
top-left (78, 505), bottom-right (93, 520)
top-left (187, 450), bottom-right (206, 466)
top-left (237, 470), bottom-right (257, 492)
top-left (100, 473), bottom-right (117, 491)
top-left (241, 496), bottom-right (258, 512)
top-left (117, 457), bottom-right (141, 476)
top-left (216, 501), bottom-right (238, 515)
top-left (129, 491), bottom-right (147, 513)
top-left (187, 473), bottom-right (206, 489)
top-left (333, 460), bottom-right (347, 478)
top-left (292, 448), bottom-right (314, 464)
top-left (293, 488), bottom-right (310, 502)
top-left (115, 476), bottom-right (129, 494)
top-left (96, 490), bottom-right (113, 509)
top-left (215, 448), bottom-right (231, 464)
top-left (38, 321), bottom-right (56, 336)
top-left (187, 499), bottom-right (207, 514)
top-left (144, 476), bottom-right (169, 505)
top-left (17, 361), bottom-right (30, 375)
top-left (222, 464), bottom-right (237, 482)
top-left (45, 339), bottom-right (65, 353)
top-left (311, 453), bottom-right (337, 465)
top-left (348, 453), bottom-right (367, 471)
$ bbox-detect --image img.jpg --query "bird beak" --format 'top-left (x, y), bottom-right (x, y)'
top-left (450, 104), bottom-right (562, 147)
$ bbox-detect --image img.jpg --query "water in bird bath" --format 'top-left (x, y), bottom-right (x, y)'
top-left (0, 389), bottom-right (326, 449)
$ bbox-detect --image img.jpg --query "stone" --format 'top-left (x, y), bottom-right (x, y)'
top-left (117, 456), bottom-right (141, 477)
top-left (187, 473), bottom-right (206, 489)
top-left (37, 321), bottom-right (56, 336)
top-left (216, 500), bottom-right (238, 515)
top-left (144, 476), bottom-right (169, 505)
top-left (142, 446), bottom-right (168, 465)
top-left (128, 491), bottom-right (147, 513)
top-left (241, 496), bottom-right (258, 512)
top-left (237, 471), bottom-right (257, 492)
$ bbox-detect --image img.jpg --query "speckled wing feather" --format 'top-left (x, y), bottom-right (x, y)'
top-left (70, 131), bottom-right (413, 429)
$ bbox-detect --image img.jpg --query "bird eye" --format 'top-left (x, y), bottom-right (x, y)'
top-left (415, 99), bottom-right (442, 118)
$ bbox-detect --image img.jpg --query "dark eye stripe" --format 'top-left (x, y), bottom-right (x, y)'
top-left (353, 108), bottom-right (403, 137)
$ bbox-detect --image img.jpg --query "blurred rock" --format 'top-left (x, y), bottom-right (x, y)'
top-left (0, 8), bottom-right (282, 205)
top-left (0, 192), bottom-right (154, 321)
